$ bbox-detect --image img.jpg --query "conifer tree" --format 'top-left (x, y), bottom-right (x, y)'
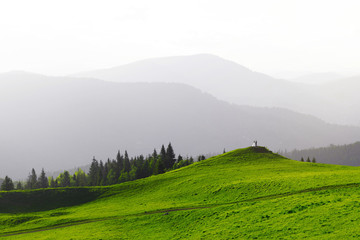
top-left (1, 176), bottom-right (14, 191)
top-left (62, 171), bottom-right (71, 187)
top-left (116, 150), bottom-right (123, 179)
top-left (88, 157), bottom-right (99, 186)
top-left (26, 168), bottom-right (38, 189)
top-left (124, 151), bottom-right (131, 173)
top-left (160, 145), bottom-right (166, 159)
top-left (312, 157), bottom-right (316, 163)
top-left (49, 177), bottom-right (57, 188)
top-left (16, 181), bottom-right (23, 190)
top-left (38, 168), bottom-right (49, 188)
top-left (306, 157), bottom-right (311, 162)
top-left (98, 160), bottom-right (104, 185)
top-left (118, 172), bottom-right (129, 183)
top-left (149, 156), bottom-right (156, 174)
top-left (101, 165), bottom-right (107, 186)
top-left (165, 143), bottom-right (176, 169)
top-left (301, 157), bottom-right (304, 162)
top-left (154, 156), bottom-right (165, 175)
top-left (129, 166), bottom-right (137, 181)
top-left (142, 159), bottom-right (151, 178)
top-left (106, 169), bottom-right (117, 185)
top-left (74, 168), bottom-right (87, 186)
top-left (152, 149), bottom-right (158, 159)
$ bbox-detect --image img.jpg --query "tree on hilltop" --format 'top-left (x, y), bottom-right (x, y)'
top-left (197, 155), bottom-right (206, 161)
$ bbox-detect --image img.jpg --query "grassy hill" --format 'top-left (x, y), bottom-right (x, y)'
top-left (2, 147), bottom-right (360, 239)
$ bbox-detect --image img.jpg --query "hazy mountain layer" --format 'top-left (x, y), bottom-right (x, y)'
top-left (74, 54), bottom-right (360, 126)
top-left (1, 72), bottom-right (360, 178)
top-left (283, 141), bottom-right (360, 166)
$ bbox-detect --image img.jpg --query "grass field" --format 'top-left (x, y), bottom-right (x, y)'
top-left (2, 147), bottom-right (360, 239)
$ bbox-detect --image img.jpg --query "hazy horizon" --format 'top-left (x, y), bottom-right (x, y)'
top-left (1, 0), bottom-right (360, 79)
top-left (1, 53), bottom-right (359, 83)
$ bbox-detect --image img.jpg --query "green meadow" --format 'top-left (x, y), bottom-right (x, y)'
top-left (2, 147), bottom-right (360, 239)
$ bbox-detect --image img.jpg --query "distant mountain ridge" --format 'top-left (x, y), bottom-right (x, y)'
top-left (290, 72), bottom-right (344, 84)
top-left (1, 72), bottom-right (360, 178)
top-left (283, 142), bottom-right (360, 166)
top-left (73, 54), bottom-right (360, 126)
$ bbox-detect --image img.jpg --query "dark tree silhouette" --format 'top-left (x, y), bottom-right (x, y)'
top-left (16, 181), bottom-right (23, 190)
top-left (50, 177), bottom-right (57, 188)
top-left (165, 143), bottom-right (176, 169)
top-left (62, 171), bottom-right (71, 187)
top-left (124, 151), bottom-right (131, 173)
top-left (154, 156), bottom-right (165, 175)
top-left (89, 158), bottom-right (99, 186)
top-left (26, 168), bottom-right (38, 189)
top-left (15, 143), bottom-right (198, 189)
top-left (116, 150), bottom-right (123, 179)
top-left (38, 168), bottom-right (49, 188)
top-left (1, 176), bottom-right (14, 191)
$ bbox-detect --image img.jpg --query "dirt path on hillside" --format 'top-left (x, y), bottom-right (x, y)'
top-left (1, 182), bottom-right (358, 238)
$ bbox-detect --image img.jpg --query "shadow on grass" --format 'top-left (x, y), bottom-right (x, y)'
top-left (0, 187), bottom-right (107, 213)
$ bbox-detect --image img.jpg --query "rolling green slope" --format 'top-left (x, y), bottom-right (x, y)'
top-left (1, 147), bottom-right (360, 239)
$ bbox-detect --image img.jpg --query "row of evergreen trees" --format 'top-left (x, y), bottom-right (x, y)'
top-left (1, 143), bottom-right (205, 191)
top-left (300, 157), bottom-right (316, 163)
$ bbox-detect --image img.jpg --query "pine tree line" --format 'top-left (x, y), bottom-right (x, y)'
top-left (1, 143), bottom-right (205, 191)
top-left (300, 157), bottom-right (316, 163)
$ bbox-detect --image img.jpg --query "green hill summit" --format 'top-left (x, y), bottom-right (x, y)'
top-left (2, 147), bottom-right (360, 239)
top-left (223, 146), bottom-right (274, 156)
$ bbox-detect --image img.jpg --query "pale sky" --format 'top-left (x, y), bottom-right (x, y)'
top-left (0, 0), bottom-right (359, 77)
